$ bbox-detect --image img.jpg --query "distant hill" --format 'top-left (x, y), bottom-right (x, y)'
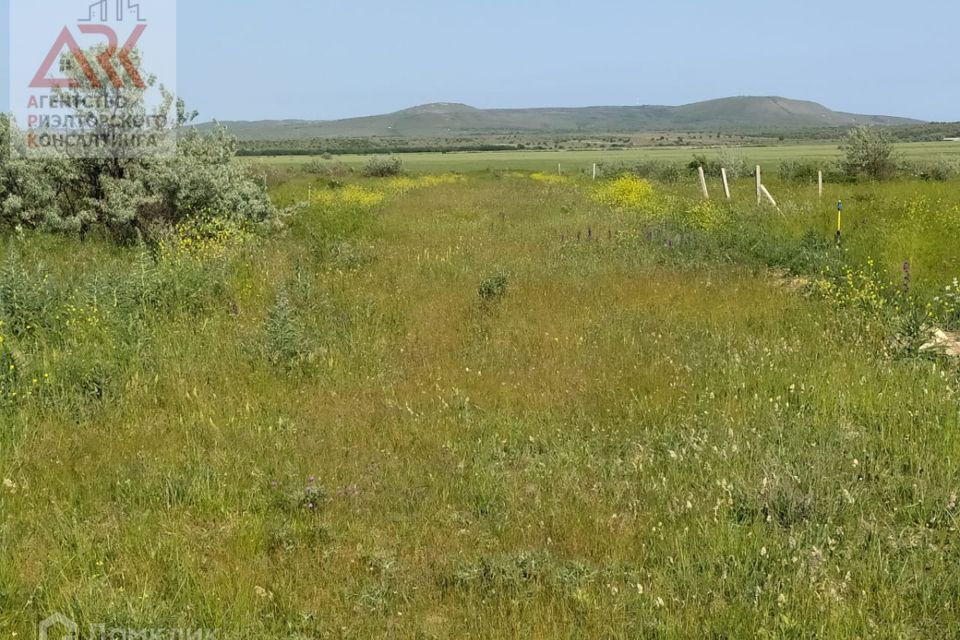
top-left (200, 97), bottom-right (923, 140)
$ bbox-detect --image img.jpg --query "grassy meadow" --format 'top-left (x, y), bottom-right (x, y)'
top-left (249, 141), bottom-right (960, 174)
top-left (2, 165), bottom-right (960, 638)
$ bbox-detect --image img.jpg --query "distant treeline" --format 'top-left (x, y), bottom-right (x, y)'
top-left (232, 122), bottom-right (960, 157)
top-left (753, 123), bottom-right (960, 143)
top-left (231, 132), bottom-right (761, 156)
top-left (237, 142), bottom-right (523, 157)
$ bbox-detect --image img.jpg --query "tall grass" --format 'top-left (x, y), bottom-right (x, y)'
top-left (1, 170), bottom-right (959, 638)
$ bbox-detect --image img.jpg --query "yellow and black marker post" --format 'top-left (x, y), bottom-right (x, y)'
top-left (836, 200), bottom-right (843, 245)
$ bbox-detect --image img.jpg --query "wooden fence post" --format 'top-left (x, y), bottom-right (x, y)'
top-left (760, 184), bottom-right (779, 209)
top-left (721, 168), bottom-right (731, 200)
top-left (755, 166), bottom-right (762, 205)
top-left (698, 166), bottom-right (710, 199)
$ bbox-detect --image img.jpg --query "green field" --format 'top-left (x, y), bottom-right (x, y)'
top-left (248, 141), bottom-right (960, 173)
top-left (3, 165), bottom-right (960, 637)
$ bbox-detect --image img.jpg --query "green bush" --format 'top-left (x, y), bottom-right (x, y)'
top-left (716, 148), bottom-right (751, 179)
top-left (779, 160), bottom-right (820, 182)
top-left (687, 149), bottom-right (749, 179)
top-left (478, 273), bottom-right (509, 304)
top-left (778, 160), bottom-right (849, 184)
top-left (361, 155), bottom-right (403, 178)
top-left (908, 157), bottom-right (960, 182)
top-left (840, 126), bottom-right (897, 181)
top-left (597, 160), bottom-right (684, 183)
top-left (305, 159), bottom-right (353, 179)
top-left (263, 289), bottom-right (313, 370)
top-left (0, 48), bottom-right (275, 242)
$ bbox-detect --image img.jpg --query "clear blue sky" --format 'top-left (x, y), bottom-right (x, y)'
top-left (3, 0), bottom-right (958, 122)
